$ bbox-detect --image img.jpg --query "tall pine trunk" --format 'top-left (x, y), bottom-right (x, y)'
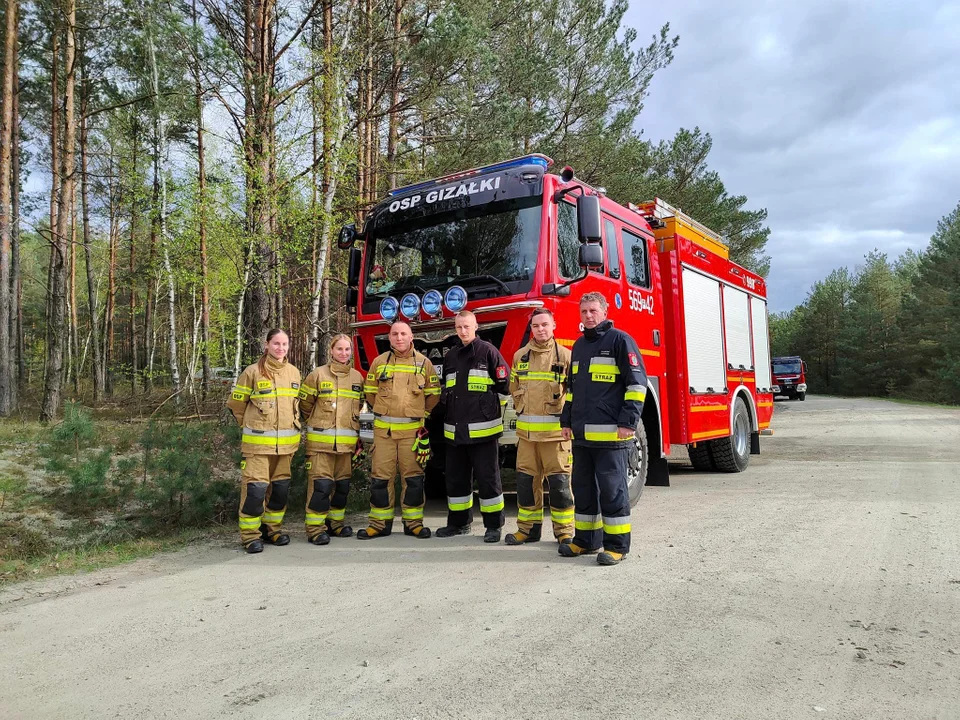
top-left (41, 0), bottom-right (76, 421)
top-left (79, 57), bottom-right (102, 403)
top-left (0, 0), bottom-right (17, 414)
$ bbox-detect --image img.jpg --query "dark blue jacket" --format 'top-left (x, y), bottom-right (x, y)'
top-left (439, 338), bottom-right (510, 445)
top-left (560, 320), bottom-right (647, 448)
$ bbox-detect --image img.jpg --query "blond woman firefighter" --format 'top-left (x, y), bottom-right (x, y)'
top-left (505, 308), bottom-right (575, 545)
top-left (359, 321), bottom-right (441, 539)
top-left (298, 334), bottom-right (365, 545)
top-left (226, 328), bottom-right (302, 554)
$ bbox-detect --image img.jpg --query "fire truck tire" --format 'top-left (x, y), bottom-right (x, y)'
top-left (687, 443), bottom-right (714, 471)
top-left (798, 392), bottom-right (806, 401)
top-left (707, 398), bottom-right (751, 473)
top-left (626, 423), bottom-right (648, 506)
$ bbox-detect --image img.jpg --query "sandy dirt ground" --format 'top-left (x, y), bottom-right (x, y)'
top-left (2, 395), bottom-right (959, 719)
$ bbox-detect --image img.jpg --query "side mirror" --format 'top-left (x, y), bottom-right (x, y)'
top-left (346, 286), bottom-right (358, 309)
top-left (578, 243), bottom-right (603, 269)
top-left (802, 361), bottom-right (808, 373)
top-left (577, 195), bottom-right (602, 243)
top-left (337, 223), bottom-right (357, 249)
top-left (347, 247), bottom-right (362, 287)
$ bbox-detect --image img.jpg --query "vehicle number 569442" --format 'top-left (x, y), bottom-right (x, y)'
top-left (628, 289), bottom-right (654, 315)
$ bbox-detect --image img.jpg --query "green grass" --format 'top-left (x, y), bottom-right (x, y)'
top-left (0, 527), bottom-right (228, 586)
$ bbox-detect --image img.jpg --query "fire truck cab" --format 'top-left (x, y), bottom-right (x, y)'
top-left (339, 155), bottom-right (774, 503)
top-left (772, 356), bottom-right (808, 401)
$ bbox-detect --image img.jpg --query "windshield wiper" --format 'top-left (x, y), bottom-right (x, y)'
top-left (456, 275), bottom-right (512, 294)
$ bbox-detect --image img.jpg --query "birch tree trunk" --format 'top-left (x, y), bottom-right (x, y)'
top-left (0, 0), bottom-right (17, 414)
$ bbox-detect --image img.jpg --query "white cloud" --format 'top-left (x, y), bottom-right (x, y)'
top-left (627, 0), bottom-right (960, 310)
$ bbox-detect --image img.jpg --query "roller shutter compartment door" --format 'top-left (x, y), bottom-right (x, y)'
top-left (723, 285), bottom-right (753, 371)
top-left (682, 268), bottom-right (726, 394)
top-left (751, 297), bottom-right (773, 392)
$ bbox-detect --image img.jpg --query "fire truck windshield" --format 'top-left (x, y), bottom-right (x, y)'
top-left (363, 197), bottom-right (541, 308)
top-left (773, 361), bottom-right (802, 375)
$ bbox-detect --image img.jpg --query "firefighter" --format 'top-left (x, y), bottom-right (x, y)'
top-left (298, 333), bottom-right (365, 545)
top-left (559, 292), bottom-right (647, 566)
top-left (505, 308), bottom-right (575, 546)
top-left (226, 328), bottom-right (302, 554)
top-left (359, 321), bottom-right (440, 539)
top-left (436, 310), bottom-right (511, 543)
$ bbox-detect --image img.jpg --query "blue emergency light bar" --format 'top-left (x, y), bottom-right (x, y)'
top-left (387, 154), bottom-right (554, 197)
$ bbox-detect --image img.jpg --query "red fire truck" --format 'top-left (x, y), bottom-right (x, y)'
top-left (338, 154), bottom-right (774, 503)
top-left (772, 356), bottom-right (808, 401)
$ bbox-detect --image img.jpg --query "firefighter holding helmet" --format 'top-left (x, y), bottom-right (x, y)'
top-left (560, 292), bottom-right (647, 566)
top-left (505, 308), bottom-right (575, 545)
top-left (359, 321), bottom-right (441, 539)
top-left (298, 333), bottom-right (365, 545)
top-left (226, 328), bottom-right (302, 554)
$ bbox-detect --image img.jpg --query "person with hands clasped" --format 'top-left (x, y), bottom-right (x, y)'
top-left (226, 329), bottom-right (302, 554)
top-left (359, 321), bottom-right (441, 539)
top-left (298, 334), bottom-right (365, 545)
top-left (559, 293), bottom-right (648, 566)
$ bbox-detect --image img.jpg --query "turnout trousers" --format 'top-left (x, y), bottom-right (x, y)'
top-left (304, 452), bottom-right (352, 541)
top-left (368, 434), bottom-right (426, 532)
top-left (445, 438), bottom-right (504, 530)
top-left (239, 454), bottom-right (293, 547)
top-left (571, 445), bottom-right (632, 554)
top-left (515, 439), bottom-right (574, 538)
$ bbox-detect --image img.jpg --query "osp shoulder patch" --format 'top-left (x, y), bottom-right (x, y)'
top-left (628, 352), bottom-right (639, 367)
top-left (496, 365), bottom-right (508, 379)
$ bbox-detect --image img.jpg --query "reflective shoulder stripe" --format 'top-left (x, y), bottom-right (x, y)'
top-left (445, 372), bottom-right (458, 388)
top-left (624, 384), bottom-right (647, 402)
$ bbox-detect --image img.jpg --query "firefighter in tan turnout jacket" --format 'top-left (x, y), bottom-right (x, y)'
top-left (359, 322), bottom-right (441, 539)
top-left (226, 329), bottom-right (302, 554)
top-left (505, 308), bottom-right (575, 545)
top-left (298, 334), bottom-right (365, 545)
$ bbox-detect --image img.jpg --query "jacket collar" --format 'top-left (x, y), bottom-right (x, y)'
top-left (583, 319), bottom-right (613, 341)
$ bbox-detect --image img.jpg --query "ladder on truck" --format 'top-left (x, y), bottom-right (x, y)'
top-left (630, 197), bottom-right (729, 260)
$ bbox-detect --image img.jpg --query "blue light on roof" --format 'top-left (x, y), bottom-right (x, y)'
top-left (388, 154), bottom-right (554, 197)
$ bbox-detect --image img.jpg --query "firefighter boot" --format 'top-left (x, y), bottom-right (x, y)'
top-left (597, 550), bottom-right (628, 566)
top-left (403, 524), bottom-right (432, 539)
top-left (436, 524), bottom-right (472, 538)
top-left (483, 528), bottom-right (501, 543)
top-left (357, 521), bottom-right (393, 540)
top-left (505, 524), bottom-right (542, 545)
top-left (245, 539), bottom-right (264, 554)
top-left (310, 531), bottom-right (331, 546)
top-left (558, 542), bottom-right (600, 558)
top-left (261, 526), bottom-right (291, 546)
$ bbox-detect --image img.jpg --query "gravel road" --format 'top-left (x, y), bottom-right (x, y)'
top-left (2, 395), bottom-right (959, 719)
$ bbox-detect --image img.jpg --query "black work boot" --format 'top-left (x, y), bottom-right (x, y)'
top-left (435, 524), bottom-right (472, 538)
top-left (244, 540), bottom-right (264, 554)
top-left (483, 528), bottom-right (501, 543)
top-left (261, 527), bottom-right (290, 546)
top-left (310, 531), bottom-right (331, 546)
top-left (357, 521), bottom-right (393, 540)
top-left (329, 525), bottom-right (353, 538)
top-left (504, 527), bottom-right (542, 545)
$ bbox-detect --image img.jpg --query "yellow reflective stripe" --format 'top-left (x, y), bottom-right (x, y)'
top-left (565, 392), bottom-right (573, 402)
top-left (277, 388), bottom-right (299, 397)
top-left (480, 494), bottom-right (505, 513)
top-left (402, 508), bottom-right (424, 519)
top-left (262, 511), bottom-right (285, 523)
top-left (299, 384), bottom-right (318, 397)
top-left (588, 364), bottom-right (620, 374)
top-left (238, 516), bottom-right (261, 529)
top-left (575, 514), bottom-right (602, 530)
top-left (424, 387), bottom-right (441, 395)
top-left (624, 389), bottom-right (647, 401)
top-left (517, 371), bottom-right (558, 382)
top-left (370, 507), bottom-right (395, 520)
top-left (305, 512), bottom-right (327, 526)
top-left (234, 385), bottom-right (253, 392)
top-left (603, 517), bottom-right (631, 534)
top-left (517, 508), bottom-right (543, 521)
top-left (443, 423), bottom-right (455, 440)
top-left (448, 494), bottom-right (473, 511)
top-left (516, 415), bottom-right (562, 432)
top-left (382, 364), bottom-right (419, 373)
top-left (328, 508), bottom-right (346, 521)
top-left (243, 434), bottom-right (302, 446)
top-left (373, 417), bottom-right (421, 431)
top-left (583, 430), bottom-right (619, 442)
top-left (336, 389), bottom-right (361, 399)
top-left (468, 419), bottom-right (503, 438)
top-left (363, 385), bottom-right (378, 393)
top-left (551, 508), bottom-right (574, 521)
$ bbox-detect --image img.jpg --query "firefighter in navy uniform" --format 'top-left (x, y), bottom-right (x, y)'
top-left (436, 310), bottom-right (511, 543)
top-left (560, 292), bottom-right (647, 566)
top-left (359, 321), bottom-right (441, 539)
top-left (505, 308), bottom-right (575, 545)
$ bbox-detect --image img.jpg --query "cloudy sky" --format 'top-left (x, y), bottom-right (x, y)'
top-left (626, 0), bottom-right (960, 311)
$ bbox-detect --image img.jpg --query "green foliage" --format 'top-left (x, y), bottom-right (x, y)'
top-left (771, 201), bottom-right (960, 404)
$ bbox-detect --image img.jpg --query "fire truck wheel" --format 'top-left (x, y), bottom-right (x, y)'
top-left (707, 397), bottom-right (751, 473)
top-left (798, 392), bottom-right (806, 401)
top-left (626, 423), bottom-right (649, 506)
top-left (687, 443), bottom-right (714, 471)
